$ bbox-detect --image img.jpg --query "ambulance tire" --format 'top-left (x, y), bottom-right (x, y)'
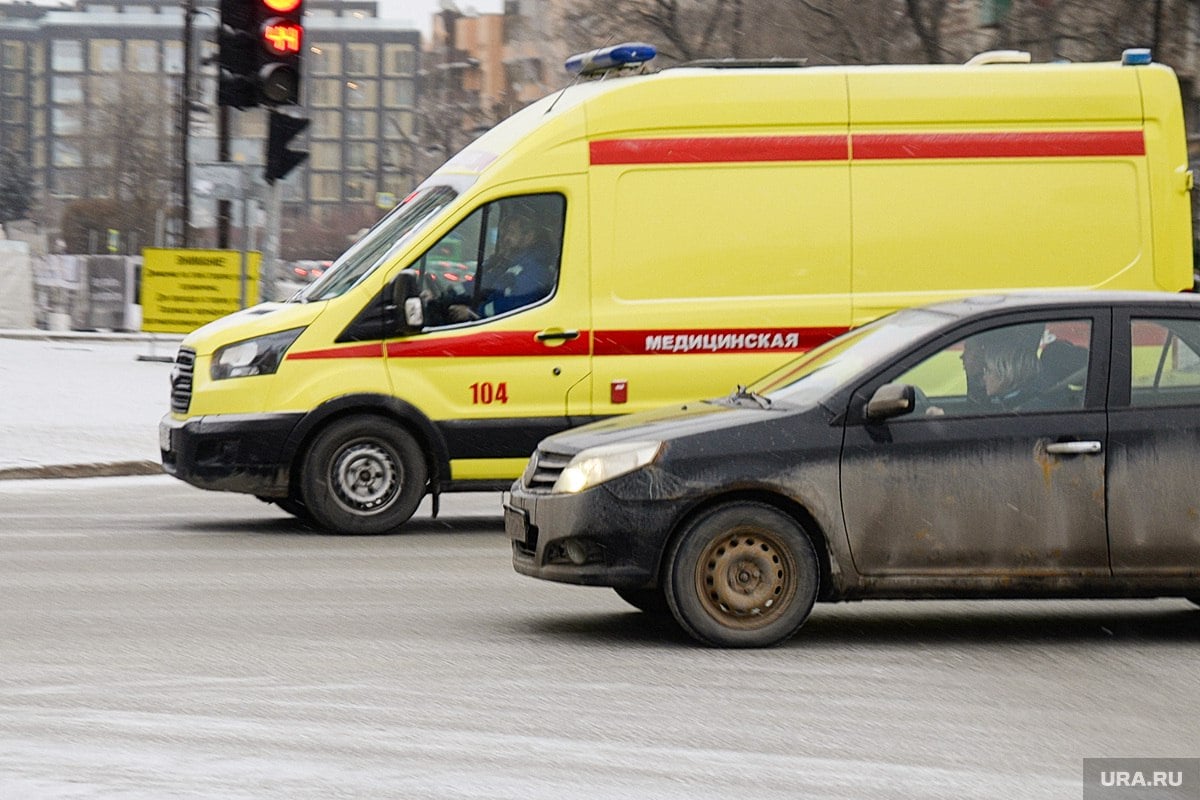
top-left (256, 495), bottom-right (311, 521)
top-left (301, 415), bottom-right (427, 535)
top-left (275, 497), bottom-right (312, 521)
top-left (664, 502), bottom-right (819, 648)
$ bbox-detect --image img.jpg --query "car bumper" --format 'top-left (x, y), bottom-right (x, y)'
top-left (506, 480), bottom-right (681, 589)
top-left (159, 412), bottom-right (304, 497)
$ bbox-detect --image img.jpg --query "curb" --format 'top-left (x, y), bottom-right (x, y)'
top-left (0, 460), bottom-right (163, 481)
top-left (0, 329), bottom-right (184, 344)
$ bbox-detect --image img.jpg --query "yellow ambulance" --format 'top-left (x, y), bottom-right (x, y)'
top-left (160, 44), bottom-right (1194, 534)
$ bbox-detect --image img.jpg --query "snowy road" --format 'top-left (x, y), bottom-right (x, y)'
top-left (2, 476), bottom-right (1197, 799)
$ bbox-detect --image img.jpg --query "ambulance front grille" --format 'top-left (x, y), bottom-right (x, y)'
top-left (170, 347), bottom-right (196, 414)
top-left (524, 449), bottom-right (572, 492)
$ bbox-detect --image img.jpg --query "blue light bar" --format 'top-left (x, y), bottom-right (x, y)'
top-left (565, 42), bottom-right (657, 75)
top-left (1122, 48), bottom-right (1152, 66)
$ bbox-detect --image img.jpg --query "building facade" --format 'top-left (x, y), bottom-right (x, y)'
top-left (0, 0), bottom-right (420, 248)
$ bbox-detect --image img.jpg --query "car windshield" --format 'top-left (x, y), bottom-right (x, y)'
top-left (749, 308), bottom-right (956, 405)
top-left (294, 185), bottom-right (458, 302)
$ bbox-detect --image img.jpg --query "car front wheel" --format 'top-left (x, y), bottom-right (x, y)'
top-left (665, 502), bottom-right (819, 648)
top-left (300, 415), bottom-right (427, 535)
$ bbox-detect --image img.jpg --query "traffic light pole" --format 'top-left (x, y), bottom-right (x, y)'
top-left (217, 103), bottom-right (232, 249)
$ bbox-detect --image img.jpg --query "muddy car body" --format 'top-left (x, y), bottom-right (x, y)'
top-left (507, 292), bottom-right (1200, 647)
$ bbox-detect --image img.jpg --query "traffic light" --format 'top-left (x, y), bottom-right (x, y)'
top-left (217, 0), bottom-right (258, 108)
top-left (265, 110), bottom-right (309, 183)
top-left (256, 0), bottom-right (304, 106)
top-left (217, 0), bottom-right (305, 109)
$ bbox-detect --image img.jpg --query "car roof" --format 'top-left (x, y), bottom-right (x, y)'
top-left (922, 290), bottom-right (1200, 320)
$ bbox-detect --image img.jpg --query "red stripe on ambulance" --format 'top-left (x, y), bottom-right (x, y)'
top-left (590, 130), bottom-right (1145, 165)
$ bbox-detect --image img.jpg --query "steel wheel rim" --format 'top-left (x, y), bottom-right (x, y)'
top-left (694, 525), bottom-right (797, 630)
top-left (330, 441), bottom-right (401, 514)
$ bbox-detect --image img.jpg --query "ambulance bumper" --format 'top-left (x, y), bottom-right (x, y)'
top-left (159, 412), bottom-right (303, 497)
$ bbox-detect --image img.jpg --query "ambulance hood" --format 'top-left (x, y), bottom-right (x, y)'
top-left (181, 301), bottom-right (325, 357)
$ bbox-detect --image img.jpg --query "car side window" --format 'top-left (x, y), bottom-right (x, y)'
top-left (893, 319), bottom-right (1091, 417)
top-left (411, 193), bottom-right (565, 327)
top-left (1129, 318), bottom-right (1200, 407)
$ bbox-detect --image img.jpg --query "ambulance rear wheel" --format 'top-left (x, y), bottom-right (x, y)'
top-left (301, 416), bottom-right (427, 535)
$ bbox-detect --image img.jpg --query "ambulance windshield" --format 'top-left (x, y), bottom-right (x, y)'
top-left (296, 185), bottom-right (458, 302)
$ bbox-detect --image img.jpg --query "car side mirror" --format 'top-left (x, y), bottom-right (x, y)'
top-left (866, 383), bottom-right (915, 421)
top-left (392, 271), bottom-right (424, 332)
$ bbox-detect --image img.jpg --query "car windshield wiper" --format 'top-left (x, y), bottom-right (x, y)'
top-left (728, 384), bottom-right (772, 409)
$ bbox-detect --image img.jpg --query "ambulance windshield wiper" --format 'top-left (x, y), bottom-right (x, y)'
top-left (724, 384), bottom-right (772, 409)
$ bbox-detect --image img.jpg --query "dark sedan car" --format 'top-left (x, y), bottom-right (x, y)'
top-left (507, 292), bottom-right (1200, 647)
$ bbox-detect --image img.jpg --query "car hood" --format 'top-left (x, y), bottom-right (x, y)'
top-left (546, 397), bottom-right (797, 455)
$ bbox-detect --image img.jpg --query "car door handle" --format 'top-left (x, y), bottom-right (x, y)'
top-left (1045, 441), bottom-right (1102, 455)
top-left (535, 329), bottom-right (580, 342)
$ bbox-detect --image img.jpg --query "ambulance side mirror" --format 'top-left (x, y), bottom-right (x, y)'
top-left (392, 271), bottom-right (425, 332)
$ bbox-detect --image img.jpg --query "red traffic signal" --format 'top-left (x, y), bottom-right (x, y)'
top-left (262, 19), bottom-right (302, 57)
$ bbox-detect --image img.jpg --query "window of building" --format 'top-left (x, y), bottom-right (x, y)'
top-left (383, 44), bottom-right (415, 76)
top-left (3, 70), bottom-right (26, 97)
top-left (1, 102), bottom-right (25, 124)
top-left (310, 78), bottom-right (340, 107)
top-left (51, 169), bottom-right (83, 196)
top-left (345, 80), bottom-right (376, 108)
top-left (382, 79), bottom-right (413, 108)
top-left (52, 139), bottom-right (84, 167)
top-left (381, 142), bottom-right (410, 170)
top-left (89, 39), bottom-right (121, 72)
top-left (51, 40), bottom-right (84, 72)
top-left (310, 141), bottom-right (341, 170)
top-left (2, 40), bottom-right (25, 70)
top-left (308, 43), bottom-right (341, 75)
top-left (52, 107), bottom-right (84, 135)
top-left (311, 109), bottom-right (341, 139)
top-left (383, 110), bottom-right (414, 139)
top-left (345, 43), bottom-right (377, 76)
top-left (346, 142), bottom-right (376, 171)
top-left (88, 75), bottom-right (121, 104)
top-left (344, 174), bottom-right (374, 202)
top-left (51, 75), bottom-right (83, 104)
top-left (6, 127), bottom-right (27, 150)
top-left (163, 41), bottom-right (183, 74)
top-left (310, 172), bottom-right (340, 201)
top-left (344, 110), bottom-right (376, 138)
top-left (127, 40), bottom-right (158, 73)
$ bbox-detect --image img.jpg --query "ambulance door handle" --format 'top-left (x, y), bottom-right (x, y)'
top-left (535, 329), bottom-right (580, 342)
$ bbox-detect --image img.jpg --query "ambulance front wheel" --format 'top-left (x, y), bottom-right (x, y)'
top-left (300, 415), bottom-right (427, 535)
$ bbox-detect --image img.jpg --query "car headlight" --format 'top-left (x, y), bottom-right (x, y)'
top-left (210, 328), bottom-right (305, 381)
top-left (552, 441), bottom-right (662, 494)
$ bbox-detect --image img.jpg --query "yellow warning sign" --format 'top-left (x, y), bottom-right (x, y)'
top-left (141, 248), bottom-right (261, 333)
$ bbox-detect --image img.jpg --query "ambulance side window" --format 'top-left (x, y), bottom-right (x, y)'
top-left (411, 193), bottom-right (565, 327)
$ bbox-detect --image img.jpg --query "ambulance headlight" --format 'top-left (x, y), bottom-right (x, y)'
top-left (211, 327), bottom-right (305, 380)
top-left (552, 441), bottom-right (663, 494)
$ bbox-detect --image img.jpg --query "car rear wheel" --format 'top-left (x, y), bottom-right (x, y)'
top-left (614, 586), bottom-right (670, 616)
top-left (665, 502), bottom-right (819, 648)
top-left (300, 416), bottom-right (427, 535)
